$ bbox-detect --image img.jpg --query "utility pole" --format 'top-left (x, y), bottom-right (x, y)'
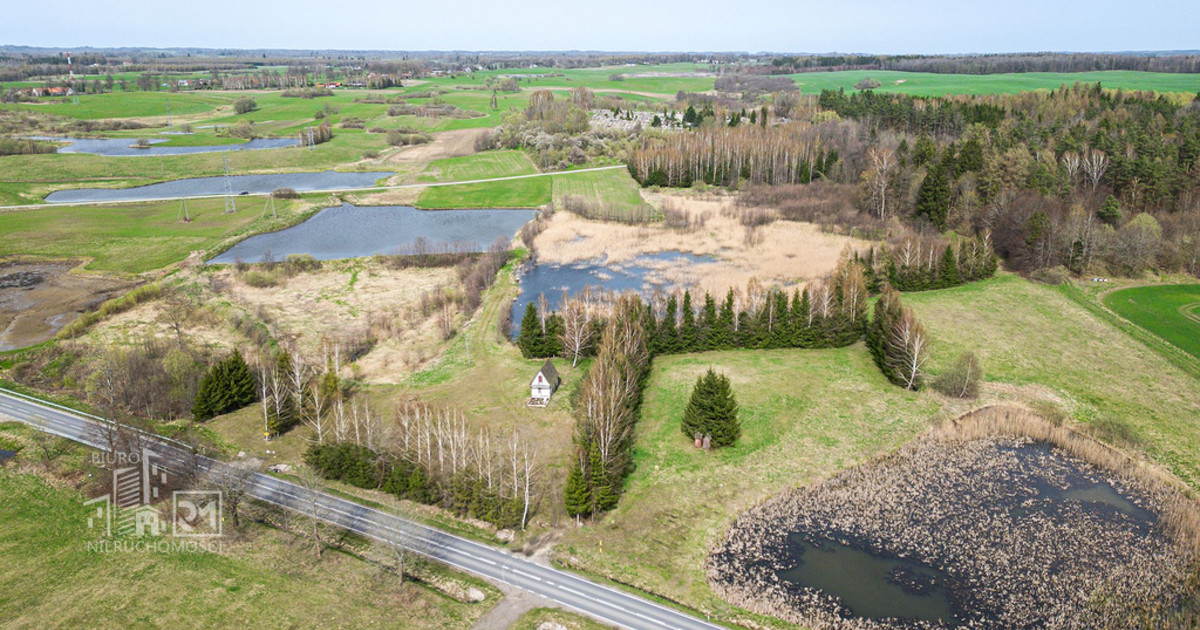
top-left (223, 156), bottom-right (237, 214)
top-left (177, 198), bottom-right (191, 223)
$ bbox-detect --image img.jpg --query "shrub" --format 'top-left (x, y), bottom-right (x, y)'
top-left (932, 352), bottom-right (983, 398)
top-left (271, 187), bottom-right (300, 199)
top-left (234, 97), bottom-right (257, 114)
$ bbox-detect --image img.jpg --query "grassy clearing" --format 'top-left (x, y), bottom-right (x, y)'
top-left (420, 150), bottom-right (537, 182)
top-left (0, 460), bottom-right (490, 629)
top-left (785, 69), bottom-right (1200, 96)
top-left (557, 273), bottom-right (1200, 625)
top-left (416, 176), bottom-right (551, 209)
top-left (551, 168), bottom-right (645, 213)
top-left (0, 196), bottom-right (315, 273)
top-left (1102, 284), bottom-right (1200, 360)
top-left (5, 92), bottom-right (234, 119)
top-left (904, 274), bottom-right (1200, 487)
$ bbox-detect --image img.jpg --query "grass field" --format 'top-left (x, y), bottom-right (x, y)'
top-left (551, 167), bottom-right (645, 212)
top-left (0, 196), bottom-right (315, 273)
top-left (6, 91), bottom-right (235, 119)
top-left (0, 467), bottom-right (490, 629)
top-left (420, 150), bottom-right (537, 183)
top-left (1102, 284), bottom-right (1200, 360)
top-left (556, 273), bottom-right (1200, 625)
top-left (416, 176), bottom-right (552, 209)
top-left (784, 69), bottom-right (1200, 96)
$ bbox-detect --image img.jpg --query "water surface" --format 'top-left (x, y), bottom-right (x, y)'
top-left (509, 251), bottom-right (715, 337)
top-left (28, 135), bottom-right (298, 157)
top-left (45, 171), bottom-right (393, 203)
top-left (209, 203), bottom-right (537, 264)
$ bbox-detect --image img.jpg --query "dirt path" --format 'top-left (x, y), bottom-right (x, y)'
top-left (387, 128), bottom-right (491, 164)
top-left (470, 582), bottom-right (556, 630)
top-left (0, 260), bottom-right (132, 351)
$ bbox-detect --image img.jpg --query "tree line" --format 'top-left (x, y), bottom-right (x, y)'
top-left (627, 122), bottom-right (839, 188)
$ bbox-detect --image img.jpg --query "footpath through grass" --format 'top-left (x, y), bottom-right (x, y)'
top-left (1102, 283), bottom-right (1200, 361)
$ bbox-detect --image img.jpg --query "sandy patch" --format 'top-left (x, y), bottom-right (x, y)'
top-left (387, 128), bottom-right (490, 164)
top-left (0, 259), bottom-right (132, 351)
top-left (533, 193), bottom-right (876, 295)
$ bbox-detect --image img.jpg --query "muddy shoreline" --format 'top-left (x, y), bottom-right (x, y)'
top-left (0, 259), bottom-right (132, 351)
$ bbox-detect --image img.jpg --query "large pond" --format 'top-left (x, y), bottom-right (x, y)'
top-left (209, 203), bottom-right (537, 264)
top-left (711, 434), bottom-right (1192, 629)
top-left (27, 135), bottom-right (298, 157)
top-left (509, 251), bottom-right (715, 338)
top-left (45, 171), bottom-right (393, 204)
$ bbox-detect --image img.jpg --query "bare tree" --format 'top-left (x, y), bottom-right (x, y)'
top-left (557, 291), bottom-right (595, 367)
top-left (1082, 148), bottom-right (1108, 193)
top-left (207, 461), bottom-right (254, 530)
top-left (889, 311), bottom-right (930, 390)
top-left (865, 146), bottom-right (897, 219)
top-left (295, 464), bottom-right (327, 557)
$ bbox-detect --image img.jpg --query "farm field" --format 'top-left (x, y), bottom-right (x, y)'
top-left (551, 167), bottom-right (646, 213)
top-left (0, 195), bottom-right (320, 273)
top-left (784, 69), bottom-right (1200, 96)
top-left (0, 465), bottom-right (492, 629)
top-left (557, 273), bottom-right (1200, 624)
top-left (420, 150), bottom-right (537, 182)
top-left (1103, 283), bottom-right (1200, 360)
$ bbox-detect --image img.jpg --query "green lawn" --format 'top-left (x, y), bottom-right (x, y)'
top-left (416, 176), bottom-right (551, 209)
top-left (1102, 284), bottom-right (1200, 360)
top-left (421, 150), bottom-right (537, 183)
top-left (0, 197), bottom-right (309, 273)
top-left (551, 168), bottom-right (646, 213)
top-left (0, 469), bottom-right (488, 629)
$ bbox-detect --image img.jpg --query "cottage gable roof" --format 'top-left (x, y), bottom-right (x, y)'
top-left (530, 359), bottom-right (559, 387)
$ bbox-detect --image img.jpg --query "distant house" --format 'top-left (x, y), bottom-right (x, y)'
top-left (528, 360), bottom-right (560, 407)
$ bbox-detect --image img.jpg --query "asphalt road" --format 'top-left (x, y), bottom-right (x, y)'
top-left (0, 388), bottom-right (725, 630)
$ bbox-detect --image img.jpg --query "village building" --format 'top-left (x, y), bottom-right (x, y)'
top-left (528, 359), bottom-right (560, 407)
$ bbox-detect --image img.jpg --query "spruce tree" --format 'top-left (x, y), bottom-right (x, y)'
top-left (680, 369), bottom-right (740, 448)
top-left (1098, 195), bottom-right (1122, 226)
top-left (660, 295), bottom-right (679, 353)
top-left (517, 301), bottom-right (541, 358)
top-left (940, 244), bottom-right (960, 288)
top-left (588, 444), bottom-right (616, 515)
top-left (715, 289), bottom-right (736, 350)
top-left (700, 293), bottom-right (718, 350)
top-left (915, 164), bottom-right (951, 232)
top-left (680, 291), bottom-right (697, 351)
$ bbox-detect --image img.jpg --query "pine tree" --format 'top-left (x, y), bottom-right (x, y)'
top-left (680, 291), bottom-right (697, 351)
top-left (715, 289), bottom-right (736, 350)
top-left (680, 369), bottom-right (740, 448)
top-left (700, 293), bottom-right (718, 350)
top-left (517, 301), bottom-right (541, 358)
top-left (915, 164), bottom-right (951, 232)
top-left (588, 444), bottom-right (616, 515)
top-left (939, 244), bottom-right (960, 288)
top-left (660, 295), bottom-right (679, 353)
top-left (1098, 195), bottom-right (1122, 226)
top-left (193, 350), bottom-right (257, 421)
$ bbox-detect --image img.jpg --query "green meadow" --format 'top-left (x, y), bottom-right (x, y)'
top-left (1103, 284), bottom-right (1200, 360)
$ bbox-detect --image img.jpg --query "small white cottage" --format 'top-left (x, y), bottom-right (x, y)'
top-left (528, 360), bottom-right (560, 407)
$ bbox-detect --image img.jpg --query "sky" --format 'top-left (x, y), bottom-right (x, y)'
top-left (2, 0), bottom-right (1198, 54)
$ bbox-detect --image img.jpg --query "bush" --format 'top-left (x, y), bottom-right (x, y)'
top-left (271, 187), bottom-right (300, 199)
top-left (234, 97), bottom-right (257, 114)
top-left (932, 352), bottom-right (983, 398)
top-left (239, 269), bottom-right (281, 287)
top-left (386, 129), bottom-right (433, 146)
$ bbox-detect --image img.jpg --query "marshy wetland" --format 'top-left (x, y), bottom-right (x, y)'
top-left (710, 407), bottom-right (1200, 629)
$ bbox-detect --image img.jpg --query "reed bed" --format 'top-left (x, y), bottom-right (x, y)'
top-left (709, 405), bottom-right (1200, 629)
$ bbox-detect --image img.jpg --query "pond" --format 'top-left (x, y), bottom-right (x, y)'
top-left (27, 135), bottom-right (298, 157)
top-left (209, 203), bottom-right (537, 264)
top-left (44, 171), bottom-right (393, 204)
top-left (711, 435), bottom-right (1185, 629)
top-left (778, 536), bottom-right (958, 626)
top-left (0, 449), bottom-right (16, 463)
top-left (509, 251), bottom-right (715, 338)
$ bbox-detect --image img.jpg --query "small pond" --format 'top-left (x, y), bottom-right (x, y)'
top-left (0, 449), bottom-right (17, 463)
top-left (712, 437), bottom-right (1180, 629)
top-left (45, 171), bottom-right (393, 204)
top-left (778, 536), bottom-right (958, 626)
top-left (26, 135), bottom-right (298, 157)
top-left (209, 203), bottom-right (537, 264)
top-left (509, 251), bottom-right (715, 338)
